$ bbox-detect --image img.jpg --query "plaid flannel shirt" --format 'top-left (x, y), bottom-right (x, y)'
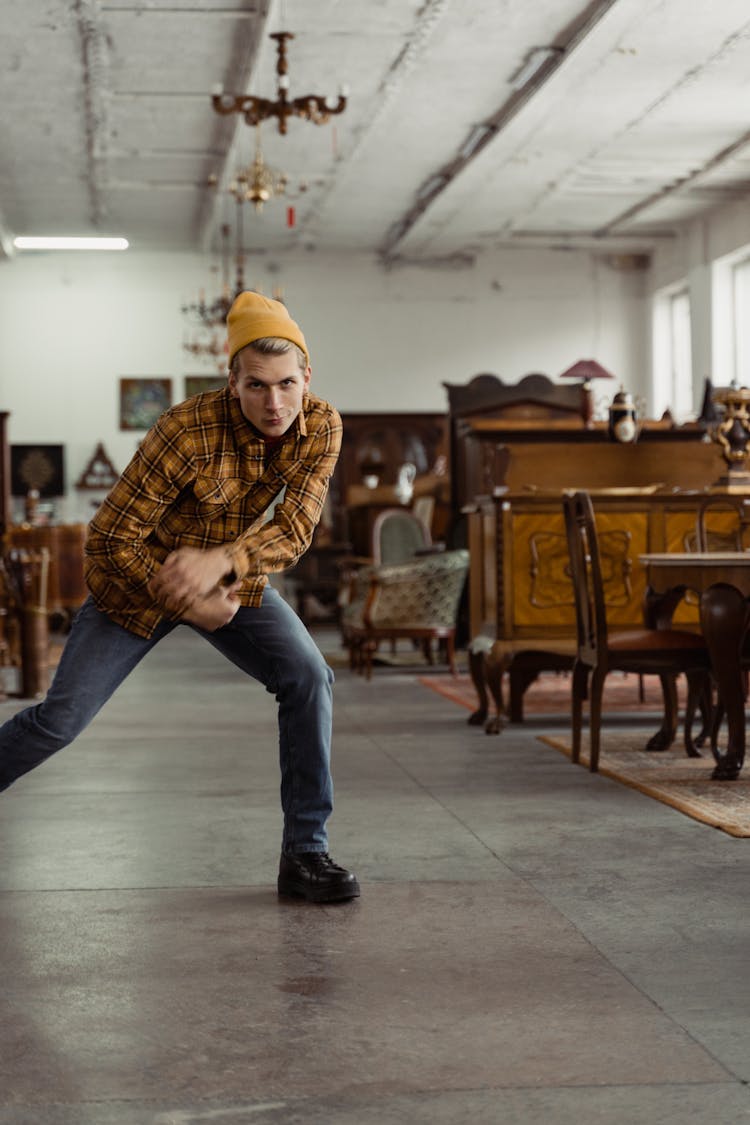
top-left (84, 387), bottom-right (342, 638)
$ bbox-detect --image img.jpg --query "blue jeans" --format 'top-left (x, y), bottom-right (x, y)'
top-left (0, 588), bottom-right (334, 854)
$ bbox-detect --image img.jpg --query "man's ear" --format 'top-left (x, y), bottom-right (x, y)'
top-left (228, 369), bottom-right (238, 397)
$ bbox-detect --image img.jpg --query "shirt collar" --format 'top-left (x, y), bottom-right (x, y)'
top-left (228, 391), bottom-right (307, 452)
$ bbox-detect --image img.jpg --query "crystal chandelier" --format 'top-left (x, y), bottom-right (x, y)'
top-left (181, 222), bottom-right (234, 329)
top-left (212, 31), bottom-right (348, 136)
top-left (229, 126), bottom-right (288, 212)
top-left (182, 196), bottom-right (286, 368)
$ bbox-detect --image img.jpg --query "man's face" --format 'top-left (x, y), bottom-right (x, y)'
top-left (228, 347), bottom-right (311, 437)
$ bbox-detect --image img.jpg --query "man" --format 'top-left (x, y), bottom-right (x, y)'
top-left (0, 291), bottom-right (359, 904)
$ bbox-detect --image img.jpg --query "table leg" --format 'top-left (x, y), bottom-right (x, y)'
top-left (700, 584), bottom-right (749, 780)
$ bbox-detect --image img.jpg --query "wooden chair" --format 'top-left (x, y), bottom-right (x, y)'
top-left (347, 549), bottom-right (469, 679)
top-left (693, 495), bottom-right (750, 552)
top-left (563, 490), bottom-right (711, 772)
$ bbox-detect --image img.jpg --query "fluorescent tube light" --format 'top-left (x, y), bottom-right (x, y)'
top-left (13, 236), bottom-right (129, 251)
top-left (508, 47), bottom-right (562, 92)
top-left (459, 124), bottom-right (493, 160)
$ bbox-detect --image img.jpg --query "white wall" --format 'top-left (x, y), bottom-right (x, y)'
top-left (0, 245), bottom-right (646, 520)
top-left (649, 197), bottom-right (750, 401)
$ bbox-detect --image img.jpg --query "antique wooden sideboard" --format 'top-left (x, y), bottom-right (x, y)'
top-left (443, 372), bottom-right (740, 729)
top-left (465, 479), bottom-right (743, 730)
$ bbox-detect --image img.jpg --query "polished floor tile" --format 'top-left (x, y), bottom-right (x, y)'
top-left (0, 626), bottom-right (748, 1123)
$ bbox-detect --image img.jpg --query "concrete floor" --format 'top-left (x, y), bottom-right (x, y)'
top-left (0, 625), bottom-right (748, 1125)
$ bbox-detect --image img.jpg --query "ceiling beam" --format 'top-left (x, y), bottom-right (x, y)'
top-left (74, 0), bottom-right (112, 228)
top-left (378, 0), bottom-right (624, 262)
top-left (595, 126), bottom-right (750, 236)
top-left (197, 0), bottom-right (273, 253)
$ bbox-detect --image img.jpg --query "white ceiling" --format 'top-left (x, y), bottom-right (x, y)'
top-left (2, 0), bottom-right (750, 267)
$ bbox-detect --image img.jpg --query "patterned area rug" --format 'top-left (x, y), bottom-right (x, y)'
top-left (417, 671), bottom-right (678, 716)
top-left (538, 733), bottom-right (750, 838)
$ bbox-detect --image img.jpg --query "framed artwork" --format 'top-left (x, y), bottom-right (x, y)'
top-left (184, 374), bottom-right (226, 397)
top-left (11, 444), bottom-right (65, 497)
top-left (119, 377), bottom-right (172, 431)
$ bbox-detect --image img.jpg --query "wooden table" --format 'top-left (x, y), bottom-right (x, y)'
top-left (640, 552), bottom-right (750, 780)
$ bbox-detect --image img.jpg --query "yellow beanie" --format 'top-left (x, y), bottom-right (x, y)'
top-left (226, 290), bottom-right (309, 366)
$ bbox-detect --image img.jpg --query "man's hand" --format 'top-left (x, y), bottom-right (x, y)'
top-left (180, 585), bottom-right (241, 632)
top-left (149, 545), bottom-right (234, 615)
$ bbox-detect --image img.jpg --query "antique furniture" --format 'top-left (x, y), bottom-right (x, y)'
top-left (445, 369), bottom-right (735, 730)
top-left (564, 492), bottom-right (710, 771)
top-left (641, 551), bottom-right (750, 780)
top-left (695, 494), bottom-right (750, 551)
top-left (288, 411), bottom-right (448, 620)
top-left (370, 507), bottom-right (432, 563)
top-left (340, 507), bottom-right (437, 655)
top-left (332, 412), bottom-right (448, 553)
top-left (0, 547), bottom-right (51, 699)
top-left (443, 373), bottom-right (591, 519)
top-left (286, 537), bottom-right (353, 624)
top-left (345, 549), bottom-right (469, 679)
top-left (7, 523), bottom-right (88, 626)
top-left (465, 484), bottom-right (743, 732)
top-left (0, 412), bottom-right (9, 538)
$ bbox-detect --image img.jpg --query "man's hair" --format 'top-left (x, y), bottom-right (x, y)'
top-left (231, 336), bottom-right (307, 376)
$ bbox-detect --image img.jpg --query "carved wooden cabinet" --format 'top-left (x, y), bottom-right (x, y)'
top-left (466, 489), bottom-right (725, 648)
top-left (465, 486), bottom-right (748, 727)
top-left (331, 412), bottom-right (448, 553)
top-left (7, 523), bottom-right (88, 620)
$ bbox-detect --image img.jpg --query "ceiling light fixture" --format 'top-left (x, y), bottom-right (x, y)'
top-left (212, 31), bottom-right (348, 136)
top-left (13, 236), bottom-right (129, 251)
top-left (508, 46), bottom-right (563, 92)
top-left (228, 126), bottom-right (288, 212)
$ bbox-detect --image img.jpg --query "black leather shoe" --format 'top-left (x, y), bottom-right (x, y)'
top-left (278, 851), bottom-right (360, 903)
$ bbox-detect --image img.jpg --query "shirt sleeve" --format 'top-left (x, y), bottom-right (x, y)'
top-left (85, 411), bottom-right (196, 598)
top-left (227, 406), bottom-right (342, 577)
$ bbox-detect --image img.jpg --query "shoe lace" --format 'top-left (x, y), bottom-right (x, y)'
top-left (310, 852), bottom-right (344, 873)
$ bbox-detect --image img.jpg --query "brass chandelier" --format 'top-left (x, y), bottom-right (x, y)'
top-left (212, 31), bottom-right (348, 136)
top-left (228, 126), bottom-right (288, 212)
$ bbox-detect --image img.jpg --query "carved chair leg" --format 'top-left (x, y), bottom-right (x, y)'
top-left (484, 646), bottom-right (508, 734)
top-left (571, 660), bottom-right (588, 764)
top-left (509, 667), bottom-right (543, 723)
top-left (683, 669), bottom-right (709, 757)
top-left (588, 666), bottom-right (607, 772)
top-left (467, 647), bottom-right (489, 726)
top-left (691, 674), bottom-right (714, 750)
top-left (645, 673), bottom-right (678, 752)
top-left (446, 634), bottom-right (458, 677)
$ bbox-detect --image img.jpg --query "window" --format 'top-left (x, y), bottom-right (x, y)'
top-left (732, 257), bottom-right (750, 387)
top-left (652, 284), bottom-right (693, 420)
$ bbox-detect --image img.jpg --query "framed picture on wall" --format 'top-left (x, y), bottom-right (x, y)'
top-left (10, 444), bottom-right (65, 497)
top-left (184, 374), bottom-right (226, 398)
top-left (119, 377), bottom-right (172, 431)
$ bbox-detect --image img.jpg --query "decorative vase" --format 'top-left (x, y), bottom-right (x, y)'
top-left (608, 390), bottom-right (638, 443)
top-left (710, 384), bottom-right (750, 489)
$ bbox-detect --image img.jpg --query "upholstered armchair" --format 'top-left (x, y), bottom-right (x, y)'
top-left (338, 507), bottom-right (436, 650)
top-left (345, 548), bottom-right (469, 678)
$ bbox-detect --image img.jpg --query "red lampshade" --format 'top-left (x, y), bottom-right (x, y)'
top-left (559, 359), bottom-right (615, 381)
